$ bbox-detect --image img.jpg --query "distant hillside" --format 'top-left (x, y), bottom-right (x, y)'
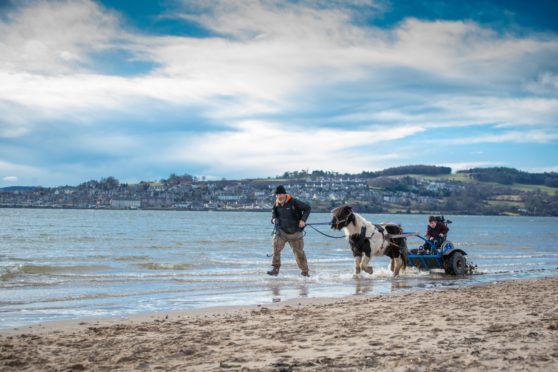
top-left (361, 165), bottom-right (452, 178)
top-left (281, 165), bottom-right (452, 179)
top-left (277, 166), bottom-right (558, 215)
top-left (457, 167), bottom-right (558, 187)
top-left (0, 186), bottom-right (36, 192)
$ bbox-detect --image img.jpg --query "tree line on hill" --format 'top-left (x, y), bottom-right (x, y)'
top-left (457, 167), bottom-right (558, 187)
top-left (281, 165), bottom-right (452, 179)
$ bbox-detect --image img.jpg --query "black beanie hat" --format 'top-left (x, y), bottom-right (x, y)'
top-left (275, 185), bottom-right (287, 194)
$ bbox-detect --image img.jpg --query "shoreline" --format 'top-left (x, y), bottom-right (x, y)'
top-left (1, 206), bottom-right (555, 217)
top-left (2, 277), bottom-right (557, 371)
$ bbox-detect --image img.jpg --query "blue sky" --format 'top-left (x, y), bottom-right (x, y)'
top-left (0, 0), bottom-right (557, 187)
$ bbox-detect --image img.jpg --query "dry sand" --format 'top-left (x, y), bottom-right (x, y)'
top-left (1, 276), bottom-right (558, 371)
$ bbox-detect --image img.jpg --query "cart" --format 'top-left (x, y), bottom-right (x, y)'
top-left (404, 234), bottom-right (476, 275)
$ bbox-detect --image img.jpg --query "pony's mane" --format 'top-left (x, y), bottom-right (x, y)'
top-left (353, 212), bottom-right (371, 225)
top-left (331, 205), bottom-right (350, 219)
top-left (352, 212), bottom-right (372, 229)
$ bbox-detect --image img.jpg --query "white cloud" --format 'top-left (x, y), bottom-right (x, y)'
top-left (2, 176), bottom-right (18, 183)
top-left (331, 95), bottom-right (558, 131)
top-left (165, 120), bottom-right (423, 176)
top-left (0, 1), bottom-right (556, 123)
top-left (0, 160), bottom-right (46, 185)
top-left (431, 97), bottom-right (558, 128)
top-left (447, 130), bottom-right (558, 145)
top-left (0, 72), bottom-right (134, 111)
top-left (0, 0), bottom-right (557, 182)
top-left (0, 0), bottom-right (123, 74)
top-left (525, 72), bottom-right (558, 94)
top-left (390, 19), bottom-right (558, 80)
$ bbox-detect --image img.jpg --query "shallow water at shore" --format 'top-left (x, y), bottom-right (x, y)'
top-left (1, 209), bottom-right (557, 329)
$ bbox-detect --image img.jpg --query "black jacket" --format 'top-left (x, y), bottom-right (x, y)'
top-left (426, 222), bottom-right (449, 240)
top-left (272, 196), bottom-right (311, 234)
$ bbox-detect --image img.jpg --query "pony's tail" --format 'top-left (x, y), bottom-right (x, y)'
top-left (395, 227), bottom-right (408, 271)
top-left (401, 246), bottom-right (408, 271)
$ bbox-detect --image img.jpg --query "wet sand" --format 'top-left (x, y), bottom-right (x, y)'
top-left (1, 276), bottom-right (558, 371)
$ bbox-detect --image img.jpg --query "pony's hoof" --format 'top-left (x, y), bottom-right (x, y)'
top-left (363, 266), bottom-right (373, 274)
top-left (352, 273), bottom-right (360, 279)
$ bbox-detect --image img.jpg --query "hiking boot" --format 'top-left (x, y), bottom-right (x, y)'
top-left (267, 269), bottom-right (279, 276)
top-left (301, 271), bottom-right (310, 277)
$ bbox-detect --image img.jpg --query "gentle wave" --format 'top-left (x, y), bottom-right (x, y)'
top-left (477, 268), bottom-right (554, 275)
top-left (0, 288), bottom-right (196, 307)
top-left (470, 253), bottom-right (558, 259)
top-left (21, 264), bottom-right (114, 275)
top-left (136, 262), bottom-right (193, 270)
top-left (1, 264), bottom-right (114, 281)
top-left (76, 236), bottom-right (97, 242)
top-left (1, 281), bottom-right (62, 289)
top-left (475, 262), bottom-right (556, 268)
top-left (454, 242), bottom-right (511, 248)
top-left (105, 255), bottom-right (151, 262)
top-left (1, 268), bottom-right (18, 282)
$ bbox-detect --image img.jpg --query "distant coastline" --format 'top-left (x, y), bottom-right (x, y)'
top-left (1, 166), bottom-right (557, 216)
top-left (2, 206), bottom-right (557, 218)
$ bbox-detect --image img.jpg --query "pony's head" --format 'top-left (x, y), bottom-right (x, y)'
top-left (330, 205), bottom-right (355, 230)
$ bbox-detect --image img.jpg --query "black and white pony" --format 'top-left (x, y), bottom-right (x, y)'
top-left (330, 205), bottom-right (408, 277)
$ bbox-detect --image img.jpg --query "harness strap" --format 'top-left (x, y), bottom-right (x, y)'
top-left (332, 214), bottom-right (351, 227)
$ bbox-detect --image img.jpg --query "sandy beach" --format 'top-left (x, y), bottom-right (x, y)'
top-left (1, 276), bottom-right (557, 371)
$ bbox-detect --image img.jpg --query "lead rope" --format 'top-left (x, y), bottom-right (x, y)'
top-left (270, 221), bottom-right (346, 240)
top-left (305, 224), bottom-right (345, 239)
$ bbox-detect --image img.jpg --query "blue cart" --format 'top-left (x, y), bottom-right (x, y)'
top-left (404, 234), bottom-right (473, 275)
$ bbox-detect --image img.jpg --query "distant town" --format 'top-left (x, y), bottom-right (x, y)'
top-left (1, 165), bottom-right (558, 216)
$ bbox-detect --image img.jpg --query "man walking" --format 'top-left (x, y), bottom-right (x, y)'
top-left (268, 185), bottom-right (311, 277)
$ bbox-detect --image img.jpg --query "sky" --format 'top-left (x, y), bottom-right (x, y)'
top-left (0, 0), bottom-right (557, 187)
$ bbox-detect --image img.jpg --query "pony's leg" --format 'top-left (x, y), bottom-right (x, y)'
top-left (360, 255), bottom-right (373, 274)
top-left (354, 256), bottom-right (362, 275)
top-left (393, 257), bottom-right (403, 277)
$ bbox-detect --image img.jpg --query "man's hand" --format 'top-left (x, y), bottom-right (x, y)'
top-left (299, 220), bottom-right (306, 228)
top-left (272, 218), bottom-right (277, 224)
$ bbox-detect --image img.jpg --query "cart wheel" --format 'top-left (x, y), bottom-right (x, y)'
top-left (443, 259), bottom-right (452, 275)
top-left (449, 252), bottom-right (466, 275)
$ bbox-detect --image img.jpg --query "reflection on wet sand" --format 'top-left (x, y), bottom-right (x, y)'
top-left (354, 277), bottom-right (373, 295)
top-left (264, 269), bottom-right (479, 305)
top-left (268, 281), bottom-right (309, 302)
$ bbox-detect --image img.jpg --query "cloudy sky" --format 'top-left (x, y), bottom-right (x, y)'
top-left (1, 0), bottom-right (557, 186)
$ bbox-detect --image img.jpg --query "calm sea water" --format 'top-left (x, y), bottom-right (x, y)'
top-left (1, 208), bottom-right (557, 330)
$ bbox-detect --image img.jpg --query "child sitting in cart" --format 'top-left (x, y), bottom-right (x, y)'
top-left (420, 215), bottom-right (449, 253)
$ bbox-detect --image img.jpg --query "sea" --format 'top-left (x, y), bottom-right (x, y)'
top-left (1, 208), bottom-right (557, 330)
